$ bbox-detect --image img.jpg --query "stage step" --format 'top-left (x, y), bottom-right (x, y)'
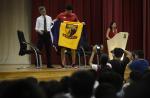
top-left (0, 65), bottom-right (87, 81)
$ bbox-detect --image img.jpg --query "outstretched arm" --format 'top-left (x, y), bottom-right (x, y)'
top-left (124, 50), bottom-right (132, 60)
top-left (89, 45), bottom-right (98, 66)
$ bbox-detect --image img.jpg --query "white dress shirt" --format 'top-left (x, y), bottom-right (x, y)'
top-left (91, 63), bottom-right (112, 71)
top-left (35, 15), bottom-right (53, 43)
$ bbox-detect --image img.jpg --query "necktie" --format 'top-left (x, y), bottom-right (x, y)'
top-left (44, 15), bottom-right (47, 31)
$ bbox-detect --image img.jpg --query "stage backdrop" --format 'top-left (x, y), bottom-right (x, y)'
top-left (31, 0), bottom-right (150, 64)
top-left (0, 0), bottom-right (31, 64)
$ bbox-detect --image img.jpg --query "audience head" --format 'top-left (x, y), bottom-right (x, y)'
top-left (0, 80), bottom-right (14, 97)
top-left (112, 48), bottom-right (124, 59)
top-left (1, 79), bottom-right (46, 98)
top-left (100, 53), bottom-right (109, 65)
top-left (70, 70), bottom-right (95, 98)
top-left (129, 71), bottom-right (142, 82)
top-left (124, 71), bottom-right (150, 98)
top-left (39, 80), bottom-right (63, 98)
top-left (87, 69), bottom-right (98, 81)
top-left (60, 76), bottom-right (71, 93)
top-left (133, 50), bottom-right (144, 59)
top-left (142, 71), bottom-right (150, 83)
top-left (98, 71), bottom-right (123, 92)
top-left (95, 83), bottom-right (117, 98)
top-left (124, 79), bottom-right (150, 98)
top-left (25, 77), bottom-right (38, 85)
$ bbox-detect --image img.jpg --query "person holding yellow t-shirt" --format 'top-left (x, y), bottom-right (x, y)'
top-left (54, 4), bottom-right (79, 67)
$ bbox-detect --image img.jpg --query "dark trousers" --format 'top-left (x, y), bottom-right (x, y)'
top-left (37, 31), bottom-right (52, 67)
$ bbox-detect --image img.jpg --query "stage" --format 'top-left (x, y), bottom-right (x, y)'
top-left (0, 64), bottom-right (89, 81)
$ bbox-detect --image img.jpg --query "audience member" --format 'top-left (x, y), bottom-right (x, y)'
top-left (39, 80), bottom-right (63, 98)
top-left (60, 76), bottom-right (71, 94)
top-left (95, 83), bottom-right (117, 98)
top-left (129, 50), bottom-right (149, 74)
top-left (109, 48), bottom-right (132, 77)
top-left (70, 70), bottom-right (95, 98)
top-left (98, 71), bottom-right (123, 93)
top-left (1, 79), bottom-right (46, 98)
top-left (89, 45), bottom-right (112, 78)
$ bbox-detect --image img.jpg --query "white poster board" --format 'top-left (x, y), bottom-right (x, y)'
top-left (107, 32), bottom-right (129, 60)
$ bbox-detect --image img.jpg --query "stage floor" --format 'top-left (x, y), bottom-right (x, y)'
top-left (0, 64), bottom-right (89, 81)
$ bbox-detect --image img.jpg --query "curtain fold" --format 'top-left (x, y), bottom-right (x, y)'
top-left (143, 0), bottom-right (150, 61)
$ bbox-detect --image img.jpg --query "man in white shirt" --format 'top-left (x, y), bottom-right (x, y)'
top-left (35, 6), bottom-right (53, 68)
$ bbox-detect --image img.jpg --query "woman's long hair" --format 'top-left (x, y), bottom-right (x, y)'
top-left (109, 21), bottom-right (116, 30)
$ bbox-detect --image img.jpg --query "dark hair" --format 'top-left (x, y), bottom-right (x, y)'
top-left (0, 80), bottom-right (14, 97)
top-left (129, 71), bottom-right (142, 82)
top-left (65, 4), bottom-right (73, 10)
top-left (95, 83), bottom-right (117, 98)
top-left (133, 50), bottom-right (144, 58)
top-left (142, 71), bottom-right (150, 83)
top-left (60, 76), bottom-right (71, 93)
top-left (100, 53), bottom-right (109, 65)
top-left (112, 48), bottom-right (124, 58)
top-left (124, 78), bottom-right (150, 98)
top-left (25, 77), bottom-right (38, 85)
top-left (70, 70), bottom-right (95, 98)
top-left (1, 79), bottom-right (46, 98)
top-left (109, 21), bottom-right (116, 30)
top-left (125, 71), bottom-right (150, 98)
top-left (98, 71), bottom-right (123, 92)
top-left (38, 6), bottom-right (45, 11)
top-left (87, 69), bottom-right (97, 81)
top-left (39, 80), bottom-right (63, 98)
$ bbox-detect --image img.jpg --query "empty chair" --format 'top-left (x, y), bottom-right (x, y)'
top-left (17, 30), bottom-right (42, 68)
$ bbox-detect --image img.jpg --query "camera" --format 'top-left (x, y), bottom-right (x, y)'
top-left (96, 46), bottom-right (100, 49)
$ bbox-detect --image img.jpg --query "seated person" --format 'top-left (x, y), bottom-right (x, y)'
top-left (129, 50), bottom-right (149, 74)
top-left (70, 70), bottom-right (95, 98)
top-left (109, 48), bottom-right (132, 78)
top-left (89, 45), bottom-right (112, 77)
